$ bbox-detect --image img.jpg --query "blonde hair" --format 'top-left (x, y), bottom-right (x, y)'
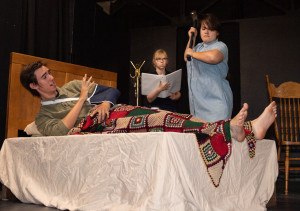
top-left (152, 49), bottom-right (168, 67)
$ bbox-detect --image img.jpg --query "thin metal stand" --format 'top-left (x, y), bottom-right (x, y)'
top-left (130, 60), bottom-right (145, 106)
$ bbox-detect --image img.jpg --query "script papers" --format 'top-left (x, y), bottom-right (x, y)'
top-left (141, 69), bottom-right (182, 98)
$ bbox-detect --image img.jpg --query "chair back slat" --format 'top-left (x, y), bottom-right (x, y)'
top-left (280, 99), bottom-right (284, 141)
top-left (294, 99), bottom-right (299, 142)
top-left (276, 97), bottom-right (300, 142)
top-left (285, 99), bottom-right (289, 141)
top-left (288, 99), bottom-right (292, 141)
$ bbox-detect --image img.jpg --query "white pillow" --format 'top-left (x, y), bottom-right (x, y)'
top-left (24, 121), bottom-right (41, 135)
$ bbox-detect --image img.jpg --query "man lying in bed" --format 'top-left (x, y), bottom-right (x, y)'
top-left (20, 61), bottom-right (277, 145)
top-left (20, 61), bottom-right (120, 136)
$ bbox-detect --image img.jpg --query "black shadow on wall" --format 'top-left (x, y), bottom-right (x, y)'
top-left (72, 2), bottom-right (130, 104)
top-left (240, 15), bottom-right (300, 121)
top-left (221, 22), bottom-right (241, 117)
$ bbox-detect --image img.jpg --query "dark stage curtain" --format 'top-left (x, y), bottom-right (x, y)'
top-left (20, 0), bottom-right (75, 62)
top-left (0, 0), bottom-right (75, 147)
top-left (176, 26), bottom-right (193, 115)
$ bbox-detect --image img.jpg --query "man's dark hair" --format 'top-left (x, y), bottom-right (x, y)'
top-left (20, 61), bottom-right (46, 97)
top-left (199, 13), bottom-right (221, 35)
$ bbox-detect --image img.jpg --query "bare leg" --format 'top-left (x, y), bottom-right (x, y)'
top-left (252, 101), bottom-right (277, 140)
top-left (230, 103), bottom-right (248, 142)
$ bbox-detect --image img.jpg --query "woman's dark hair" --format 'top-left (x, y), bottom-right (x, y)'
top-left (20, 61), bottom-right (46, 97)
top-left (199, 13), bottom-right (221, 34)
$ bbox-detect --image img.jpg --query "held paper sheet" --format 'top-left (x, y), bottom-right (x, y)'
top-left (141, 69), bottom-right (182, 98)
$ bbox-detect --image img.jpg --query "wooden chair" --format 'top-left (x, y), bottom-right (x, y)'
top-left (266, 75), bottom-right (300, 195)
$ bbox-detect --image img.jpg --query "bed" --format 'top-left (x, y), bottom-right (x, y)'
top-left (0, 52), bottom-right (278, 210)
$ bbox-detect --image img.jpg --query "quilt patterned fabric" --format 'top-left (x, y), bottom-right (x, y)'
top-left (69, 104), bottom-right (255, 187)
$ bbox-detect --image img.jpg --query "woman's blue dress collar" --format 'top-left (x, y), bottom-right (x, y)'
top-left (203, 39), bottom-right (218, 47)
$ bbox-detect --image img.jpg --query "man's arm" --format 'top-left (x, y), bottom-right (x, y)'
top-left (89, 84), bottom-right (121, 123)
top-left (62, 75), bottom-right (94, 129)
top-left (89, 84), bottom-right (120, 105)
top-left (36, 78), bottom-right (121, 135)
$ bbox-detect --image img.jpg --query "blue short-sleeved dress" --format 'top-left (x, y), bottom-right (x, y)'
top-left (187, 39), bottom-right (233, 122)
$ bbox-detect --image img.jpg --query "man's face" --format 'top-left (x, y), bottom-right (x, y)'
top-left (30, 65), bottom-right (57, 99)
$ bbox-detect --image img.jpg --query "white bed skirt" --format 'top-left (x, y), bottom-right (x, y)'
top-left (0, 132), bottom-right (278, 211)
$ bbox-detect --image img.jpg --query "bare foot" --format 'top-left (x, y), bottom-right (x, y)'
top-left (252, 101), bottom-right (277, 140)
top-left (230, 103), bottom-right (248, 142)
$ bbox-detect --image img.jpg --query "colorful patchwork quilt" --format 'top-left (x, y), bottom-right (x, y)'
top-left (69, 104), bottom-right (256, 187)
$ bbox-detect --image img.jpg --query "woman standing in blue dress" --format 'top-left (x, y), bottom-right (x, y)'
top-left (184, 13), bottom-right (233, 122)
